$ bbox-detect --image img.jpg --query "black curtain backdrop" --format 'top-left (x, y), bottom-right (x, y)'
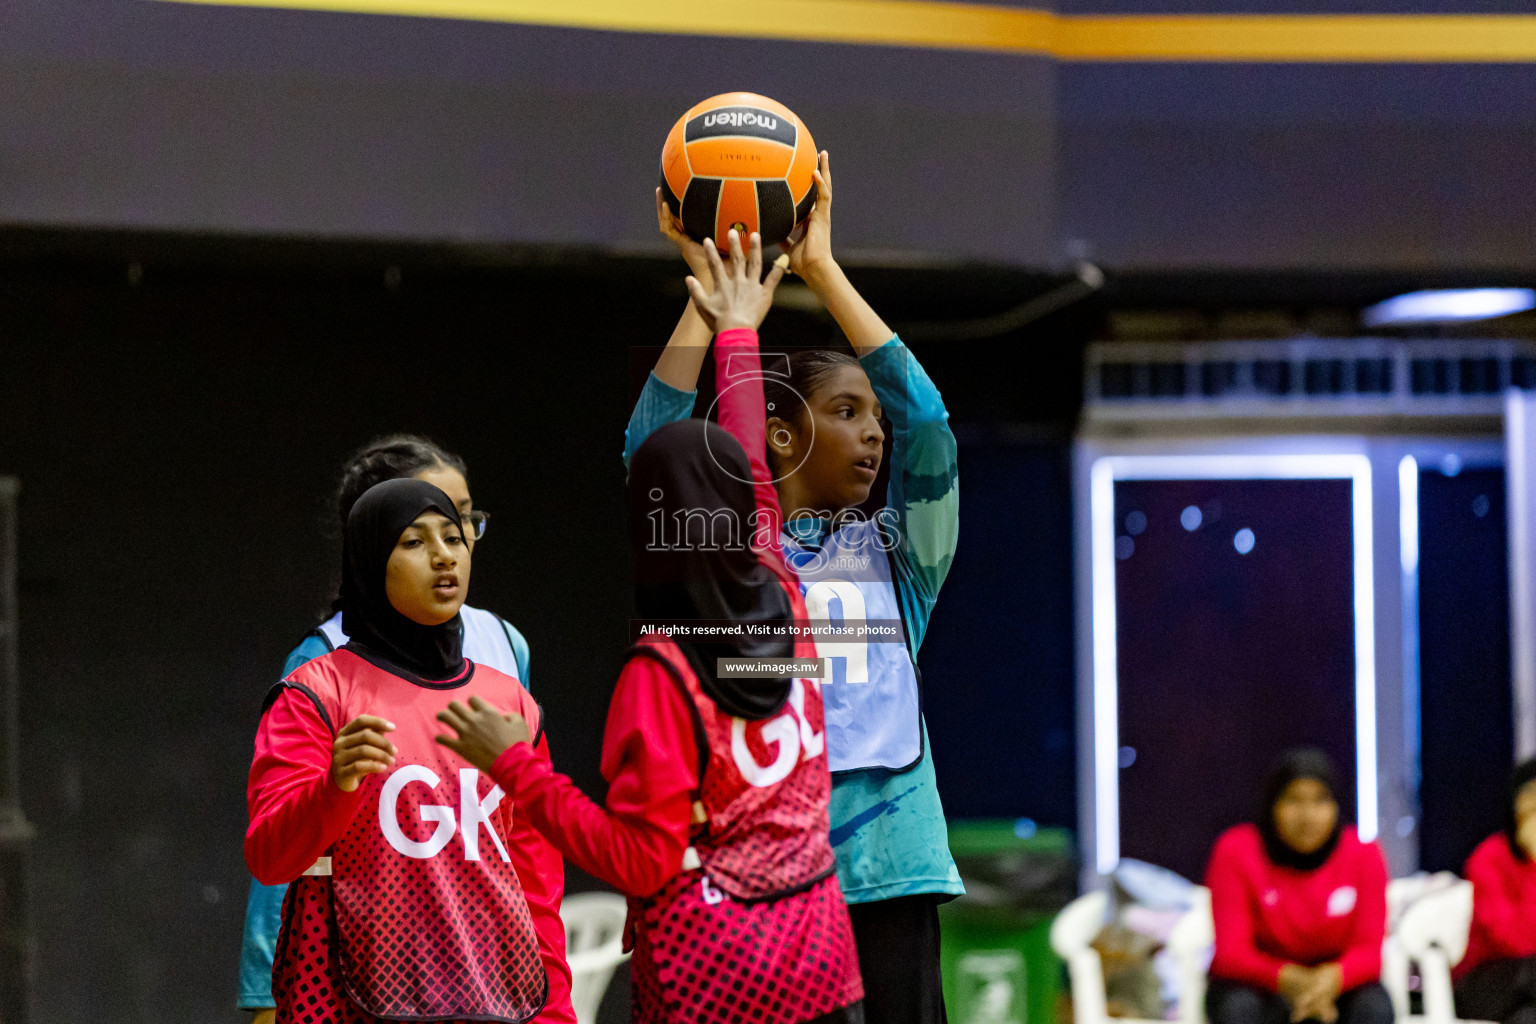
top-left (1417, 466), bottom-right (1514, 873)
top-left (1113, 478), bottom-right (1358, 882)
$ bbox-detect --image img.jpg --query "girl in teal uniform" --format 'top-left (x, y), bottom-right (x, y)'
top-left (632, 156), bottom-right (962, 1023)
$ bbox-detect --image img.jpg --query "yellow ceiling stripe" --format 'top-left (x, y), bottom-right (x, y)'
top-left (148, 0), bottom-right (1536, 64)
top-left (152, 0), bottom-right (1056, 51)
top-left (1058, 14), bottom-right (1536, 63)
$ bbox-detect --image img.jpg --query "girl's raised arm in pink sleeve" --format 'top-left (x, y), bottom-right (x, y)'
top-left (713, 327), bottom-right (786, 566)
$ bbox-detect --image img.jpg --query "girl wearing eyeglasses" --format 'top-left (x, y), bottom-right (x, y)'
top-left (235, 435), bottom-right (570, 1024)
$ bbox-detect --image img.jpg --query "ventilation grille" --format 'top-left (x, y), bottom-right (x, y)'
top-left (1086, 339), bottom-right (1536, 419)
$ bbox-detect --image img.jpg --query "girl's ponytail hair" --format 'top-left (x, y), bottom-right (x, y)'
top-left (761, 348), bottom-right (862, 434)
top-left (334, 434), bottom-right (467, 529)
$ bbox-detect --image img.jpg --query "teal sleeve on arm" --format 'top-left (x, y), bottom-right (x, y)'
top-left (860, 336), bottom-right (959, 651)
top-left (623, 372), bottom-right (698, 472)
top-left (280, 634), bottom-right (330, 678)
top-left (506, 622), bottom-right (532, 691)
top-left (238, 633), bottom-right (326, 1008)
top-left (237, 876), bottom-right (287, 1008)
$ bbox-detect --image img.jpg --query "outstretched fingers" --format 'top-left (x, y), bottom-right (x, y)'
top-left (726, 228), bottom-right (748, 279)
top-left (746, 231), bottom-right (765, 281)
top-left (702, 236), bottom-right (727, 282)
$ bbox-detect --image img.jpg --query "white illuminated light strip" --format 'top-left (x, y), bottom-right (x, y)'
top-left (1509, 392), bottom-right (1536, 761)
top-left (1089, 459), bottom-right (1121, 874)
top-left (1399, 457), bottom-right (1421, 802)
top-left (1399, 457), bottom-right (1419, 577)
top-left (1089, 453), bottom-right (1378, 875)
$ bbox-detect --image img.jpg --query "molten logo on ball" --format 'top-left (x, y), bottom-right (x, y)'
top-left (702, 111), bottom-right (779, 132)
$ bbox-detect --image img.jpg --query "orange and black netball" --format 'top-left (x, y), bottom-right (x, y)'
top-left (659, 92), bottom-right (818, 250)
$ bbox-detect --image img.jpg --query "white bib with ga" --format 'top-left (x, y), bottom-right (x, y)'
top-left (783, 519), bottom-right (923, 774)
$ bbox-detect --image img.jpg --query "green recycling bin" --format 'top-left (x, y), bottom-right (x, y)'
top-left (939, 822), bottom-right (1076, 1024)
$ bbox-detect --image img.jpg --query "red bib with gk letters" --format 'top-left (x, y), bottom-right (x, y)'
top-left (283, 648), bottom-right (548, 1023)
top-left (632, 626), bottom-right (835, 903)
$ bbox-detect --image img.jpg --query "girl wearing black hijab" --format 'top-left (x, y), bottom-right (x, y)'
top-left (1206, 749), bottom-right (1394, 1024)
top-left (237, 437), bottom-right (551, 1024)
top-left (436, 233), bottom-right (865, 1024)
top-left (244, 478), bottom-right (574, 1024)
top-left (1455, 757), bottom-right (1536, 1024)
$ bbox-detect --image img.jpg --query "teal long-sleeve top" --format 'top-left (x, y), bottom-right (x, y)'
top-left (623, 336), bottom-right (963, 904)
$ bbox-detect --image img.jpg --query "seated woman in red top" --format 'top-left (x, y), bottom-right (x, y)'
top-left (1206, 749), bottom-right (1393, 1024)
top-left (1454, 757), bottom-right (1536, 1024)
top-left (434, 233), bottom-right (864, 1024)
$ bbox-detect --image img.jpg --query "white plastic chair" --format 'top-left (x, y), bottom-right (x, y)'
top-left (1391, 880), bottom-right (1496, 1024)
top-left (1051, 886), bottom-right (1213, 1024)
top-left (1170, 886), bottom-right (1215, 1024)
top-left (1383, 875), bottom-right (1457, 1021)
top-left (560, 891), bottom-right (631, 1024)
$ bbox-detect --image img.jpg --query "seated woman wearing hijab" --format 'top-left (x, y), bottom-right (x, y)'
top-left (245, 479), bottom-right (567, 1024)
top-left (434, 234), bottom-right (865, 1024)
top-left (1454, 757), bottom-right (1536, 1024)
top-left (1205, 749), bottom-right (1393, 1024)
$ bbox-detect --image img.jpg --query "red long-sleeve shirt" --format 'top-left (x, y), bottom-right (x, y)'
top-left (245, 686), bottom-right (575, 1024)
top-left (1206, 824), bottom-right (1388, 993)
top-left (1455, 832), bottom-right (1536, 980)
top-left (491, 655), bottom-right (700, 897)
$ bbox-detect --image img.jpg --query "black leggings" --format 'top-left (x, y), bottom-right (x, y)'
top-left (847, 895), bottom-right (948, 1024)
top-left (1456, 956), bottom-right (1536, 1024)
top-left (1207, 979), bottom-right (1395, 1024)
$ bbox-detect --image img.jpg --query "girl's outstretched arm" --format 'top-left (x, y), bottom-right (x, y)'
top-left (501, 733), bottom-right (576, 1024)
top-left (480, 656), bottom-right (700, 897)
top-left (622, 191), bottom-right (719, 469)
top-left (785, 151), bottom-right (958, 615)
top-left (714, 326), bottom-right (786, 564)
top-left (685, 229), bottom-right (789, 563)
top-left (782, 152), bottom-right (893, 357)
top-left (862, 335), bottom-right (959, 613)
top-left (649, 304), bottom-right (712, 393)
